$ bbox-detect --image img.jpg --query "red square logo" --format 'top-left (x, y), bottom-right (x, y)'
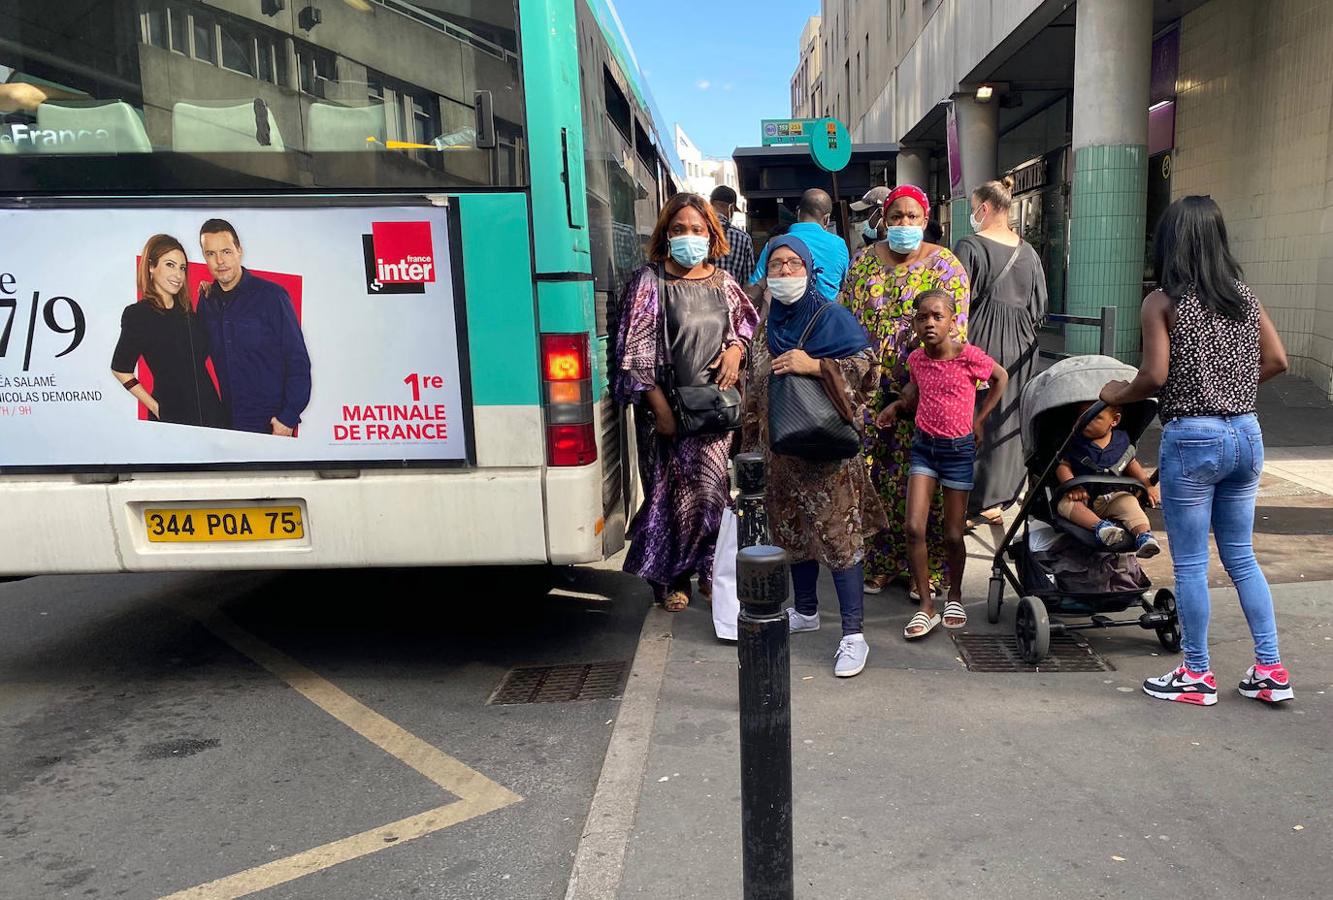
top-left (371, 221), bottom-right (436, 284)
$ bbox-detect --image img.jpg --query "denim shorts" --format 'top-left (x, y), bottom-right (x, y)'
top-left (909, 430), bottom-right (977, 491)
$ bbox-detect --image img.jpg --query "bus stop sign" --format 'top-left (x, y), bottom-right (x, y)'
top-left (760, 118), bottom-right (851, 173)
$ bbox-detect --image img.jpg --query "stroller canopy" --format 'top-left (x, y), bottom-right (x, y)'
top-left (1019, 355), bottom-right (1156, 464)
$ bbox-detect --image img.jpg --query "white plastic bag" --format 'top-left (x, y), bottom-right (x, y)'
top-left (711, 507), bottom-right (740, 642)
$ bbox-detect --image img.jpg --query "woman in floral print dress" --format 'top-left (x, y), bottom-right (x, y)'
top-left (843, 185), bottom-right (971, 594)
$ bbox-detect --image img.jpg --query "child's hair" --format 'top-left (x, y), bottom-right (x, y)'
top-left (914, 288), bottom-right (953, 311)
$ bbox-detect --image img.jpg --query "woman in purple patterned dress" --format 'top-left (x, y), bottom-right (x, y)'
top-left (843, 186), bottom-right (971, 595)
top-left (614, 193), bottom-right (759, 611)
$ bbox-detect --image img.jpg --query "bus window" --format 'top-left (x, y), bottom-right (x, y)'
top-left (0, 0), bottom-right (527, 192)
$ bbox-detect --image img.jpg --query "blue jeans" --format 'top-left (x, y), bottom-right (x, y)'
top-left (792, 560), bottom-right (864, 636)
top-left (909, 431), bottom-right (977, 491)
top-left (1159, 414), bottom-right (1279, 672)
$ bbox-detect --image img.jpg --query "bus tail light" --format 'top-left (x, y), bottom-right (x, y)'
top-left (541, 334), bottom-right (596, 467)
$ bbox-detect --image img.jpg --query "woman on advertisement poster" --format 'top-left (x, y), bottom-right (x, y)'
top-left (110, 234), bottom-right (229, 429)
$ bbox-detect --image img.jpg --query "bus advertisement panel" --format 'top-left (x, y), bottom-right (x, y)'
top-left (0, 205), bottom-right (469, 470)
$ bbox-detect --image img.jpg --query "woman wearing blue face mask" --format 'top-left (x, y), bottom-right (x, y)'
top-left (613, 192), bottom-right (759, 612)
top-left (741, 236), bottom-right (885, 677)
top-left (843, 184), bottom-right (972, 598)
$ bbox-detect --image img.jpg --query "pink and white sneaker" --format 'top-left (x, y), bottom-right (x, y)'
top-left (1238, 663), bottom-right (1294, 703)
top-left (1143, 665), bottom-right (1218, 705)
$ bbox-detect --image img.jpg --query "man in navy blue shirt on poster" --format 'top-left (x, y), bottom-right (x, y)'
top-left (198, 219), bottom-right (312, 436)
top-left (749, 188), bottom-right (850, 300)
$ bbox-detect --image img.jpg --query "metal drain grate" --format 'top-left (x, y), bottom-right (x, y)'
top-left (951, 633), bottom-right (1116, 673)
top-left (488, 661), bottom-right (629, 705)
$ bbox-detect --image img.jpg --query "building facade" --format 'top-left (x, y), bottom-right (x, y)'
top-left (790, 16), bottom-right (823, 120)
top-left (675, 125), bottom-right (742, 215)
top-left (814, 0), bottom-right (1333, 394)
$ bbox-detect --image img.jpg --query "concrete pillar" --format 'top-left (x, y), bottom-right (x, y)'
top-left (1067, 0), bottom-right (1153, 360)
top-left (895, 147), bottom-right (929, 190)
top-left (949, 95), bottom-right (999, 245)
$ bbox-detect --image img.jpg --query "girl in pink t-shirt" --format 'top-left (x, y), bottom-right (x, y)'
top-left (876, 289), bottom-right (1008, 639)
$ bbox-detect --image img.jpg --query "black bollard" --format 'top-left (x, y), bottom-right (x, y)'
top-left (737, 544), bottom-right (793, 900)
top-left (734, 451), bottom-right (770, 549)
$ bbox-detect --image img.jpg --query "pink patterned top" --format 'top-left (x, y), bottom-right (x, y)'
top-left (908, 343), bottom-right (996, 439)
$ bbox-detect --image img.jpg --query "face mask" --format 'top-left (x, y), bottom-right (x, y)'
top-left (862, 221), bottom-right (879, 241)
top-left (969, 206), bottom-right (986, 232)
top-left (768, 276), bottom-right (808, 305)
top-left (669, 234), bottom-right (709, 268)
top-left (886, 225), bottom-right (924, 253)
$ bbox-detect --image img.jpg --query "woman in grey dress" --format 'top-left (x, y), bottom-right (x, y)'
top-left (953, 177), bottom-right (1048, 523)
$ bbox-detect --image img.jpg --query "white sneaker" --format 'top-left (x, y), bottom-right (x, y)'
top-left (834, 633), bottom-right (869, 677)
top-left (787, 608), bottom-right (820, 633)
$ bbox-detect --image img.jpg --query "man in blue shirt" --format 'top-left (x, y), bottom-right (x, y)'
top-left (198, 219), bottom-right (312, 436)
top-left (750, 189), bottom-right (850, 300)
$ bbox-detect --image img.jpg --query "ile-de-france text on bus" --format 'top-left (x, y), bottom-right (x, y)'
top-left (0, 0), bottom-right (678, 574)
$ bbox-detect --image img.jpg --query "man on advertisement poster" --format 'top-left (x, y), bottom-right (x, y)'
top-left (197, 219), bottom-right (312, 436)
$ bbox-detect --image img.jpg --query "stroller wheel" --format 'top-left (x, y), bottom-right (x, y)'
top-left (987, 577), bottom-right (1004, 625)
top-left (1153, 588), bottom-right (1182, 653)
top-left (1015, 596), bottom-right (1050, 664)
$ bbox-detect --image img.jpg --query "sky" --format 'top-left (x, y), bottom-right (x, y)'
top-left (612, 0), bottom-right (821, 159)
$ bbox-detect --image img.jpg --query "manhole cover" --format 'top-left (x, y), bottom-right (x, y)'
top-left (951, 633), bottom-right (1115, 673)
top-left (488, 661), bottom-right (628, 705)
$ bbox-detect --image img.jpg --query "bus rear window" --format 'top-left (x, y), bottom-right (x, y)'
top-left (0, 0), bottom-right (527, 193)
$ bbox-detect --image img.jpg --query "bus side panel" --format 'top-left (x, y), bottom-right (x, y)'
top-left (456, 193), bottom-right (545, 469)
top-left (520, 0), bottom-right (591, 274)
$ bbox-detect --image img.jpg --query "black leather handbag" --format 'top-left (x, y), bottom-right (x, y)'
top-left (768, 305), bottom-right (862, 461)
top-left (658, 270), bottom-right (742, 438)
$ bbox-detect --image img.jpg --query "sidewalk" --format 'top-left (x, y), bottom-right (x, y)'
top-left (616, 578), bottom-right (1331, 899)
top-left (605, 379), bottom-right (1333, 899)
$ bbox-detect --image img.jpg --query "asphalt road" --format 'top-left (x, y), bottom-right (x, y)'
top-left (0, 564), bottom-right (652, 900)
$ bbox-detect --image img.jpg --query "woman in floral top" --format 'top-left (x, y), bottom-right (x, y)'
top-left (843, 185), bottom-right (971, 594)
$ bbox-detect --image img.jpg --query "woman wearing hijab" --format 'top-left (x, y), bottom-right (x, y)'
top-left (843, 185), bottom-right (971, 597)
top-left (743, 236), bottom-right (886, 678)
top-left (614, 193), bottom-right (759, 613)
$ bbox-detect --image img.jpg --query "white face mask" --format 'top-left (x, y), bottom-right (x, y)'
top-left (768, 276), bottom-right (808, 305)
top-left (969, 205), bottom-right (986, 232)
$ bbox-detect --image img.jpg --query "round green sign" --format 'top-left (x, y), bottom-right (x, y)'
top-left (809, 118), bottom-right (852, 172)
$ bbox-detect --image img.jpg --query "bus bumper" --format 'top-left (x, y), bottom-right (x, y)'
top-left (0, 468), bottom-right (603, 574)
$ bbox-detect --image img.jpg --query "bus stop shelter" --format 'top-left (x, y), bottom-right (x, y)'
top-left (733, 142), bottom-right (899, 253)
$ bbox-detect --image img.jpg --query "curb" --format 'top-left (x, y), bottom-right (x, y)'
top-left (563, 604), bottom-right (674, 900)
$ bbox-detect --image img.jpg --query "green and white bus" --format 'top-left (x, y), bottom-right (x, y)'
top-left (0, 0), bottom-right (678, 574)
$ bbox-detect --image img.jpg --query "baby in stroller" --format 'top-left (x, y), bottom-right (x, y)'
top-left (1054, 403), bottom-right (1162, 558)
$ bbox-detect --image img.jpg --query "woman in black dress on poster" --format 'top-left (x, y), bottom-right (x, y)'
top-left (111, 234), bottom-right (228, 428)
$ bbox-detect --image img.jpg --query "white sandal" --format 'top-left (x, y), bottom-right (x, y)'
top-left (942, 600), bottom-right (968, 630)
top-left (904, 610), bottom-right (941, 640)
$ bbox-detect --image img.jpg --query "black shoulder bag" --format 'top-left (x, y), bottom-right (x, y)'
top-left (768, 305), bottom-right (861, 461)
top-left (657, 269), bottom-right (742, 438)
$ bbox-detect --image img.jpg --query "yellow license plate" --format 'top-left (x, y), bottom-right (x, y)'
top-left (144, 506), bottom-right (305, 543)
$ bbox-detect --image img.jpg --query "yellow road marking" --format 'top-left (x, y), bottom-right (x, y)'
top-left (160, 602), bottom-right (522, 899)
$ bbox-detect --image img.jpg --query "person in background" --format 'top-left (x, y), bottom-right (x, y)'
top-left (751, 189), bottom-right (850, 301)
top-left (843, 184), bottom-right (972, 598)
top-left (614, 193), bottom-right (758, 612)
top-left (852, 186), bottom-right (890, 252)
top-left (743, 236), bottom-right (884, 677)
top-left (1101, 195), bottom-right (1292, 707)
top-left (710, 186), bottom-right (755, 286)
top-left (953, 177), bottom-right (1048, 527)
top-left (111, 234), bottom-right (228, 429)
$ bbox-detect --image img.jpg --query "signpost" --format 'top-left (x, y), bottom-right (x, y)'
top-left (760, 117), bottom-right (854, 245)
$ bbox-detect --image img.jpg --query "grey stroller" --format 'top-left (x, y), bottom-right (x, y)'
top-left (986, 355), bottom-right (1181, 664)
